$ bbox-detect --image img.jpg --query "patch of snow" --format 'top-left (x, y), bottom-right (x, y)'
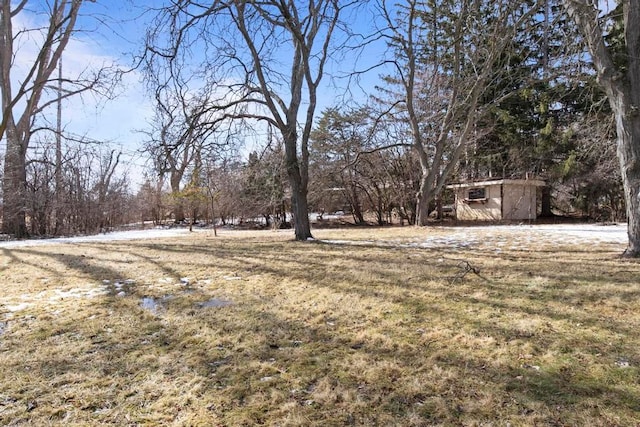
top-left (51, 287), bottom-right (108, 300)
top-left (0, 228), bottom-right (203, 248)
top-left (523, 364), bottom-right (541, 371)
top-left (4, 303), bottom-right (31, 312)
top-left (321, 224), bottom-right (627, 251)
top-left (615, 358), bottom-right (631, 368)
top-left (321, 239), bottom-right (375, 246)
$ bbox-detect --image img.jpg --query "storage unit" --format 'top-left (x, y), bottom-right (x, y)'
top-left (447, 179), bottom-right (546, 221)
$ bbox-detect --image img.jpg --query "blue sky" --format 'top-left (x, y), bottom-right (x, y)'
top-left (5, 1), bottom-right (159, 185)
top-left (8, 0), bottom-right (615, 187)
top-left (17, 0), bottom-right (384, 186)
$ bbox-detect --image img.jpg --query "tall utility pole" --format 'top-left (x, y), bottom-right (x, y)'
top-left (1, 0), bottom-right (87, 237)
top-left (55, 55), bottom-right (63, 235)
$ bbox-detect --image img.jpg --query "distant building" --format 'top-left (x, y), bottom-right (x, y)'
top-left (447, 178), bottom-right (546, 221)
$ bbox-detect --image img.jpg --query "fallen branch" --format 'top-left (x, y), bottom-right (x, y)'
top-left (450, 260), bottom-right (482, 284)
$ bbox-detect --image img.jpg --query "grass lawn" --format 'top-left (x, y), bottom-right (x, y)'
top-left (0, 226), bottom-right (639, 426)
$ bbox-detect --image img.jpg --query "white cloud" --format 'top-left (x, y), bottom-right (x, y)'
top-left (6, 4), bottom-right (154, 185)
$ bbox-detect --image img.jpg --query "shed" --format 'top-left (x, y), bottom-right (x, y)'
top-left (447, 179), bottom-right (546, 221)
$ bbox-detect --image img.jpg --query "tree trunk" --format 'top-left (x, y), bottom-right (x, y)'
top-left (284, 135), bottom-right (312, 240)
top-left (289, 178), bottom-right (312, 240)
top-left (349, 187), bottom-right (365, 225)
top-left (563, 0), bottom-right (640, 256)
top-left (2, 132), bottom-right (28, 237)
top-left (170, 172), bottom-right (185, 222)
top-left (613, 104), bottom-right (640, 256)
top-left (416, 173), bottom-right (434, 226)
top-left (376, 190), bottom-right (384, 225)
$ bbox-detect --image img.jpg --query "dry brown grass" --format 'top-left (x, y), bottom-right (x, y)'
top-left (1, 226), bottom-right (639, 426)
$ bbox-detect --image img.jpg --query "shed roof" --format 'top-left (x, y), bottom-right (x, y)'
top-left (447, 179), bottom-right (546, 189)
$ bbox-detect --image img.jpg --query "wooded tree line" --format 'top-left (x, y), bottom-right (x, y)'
top-left (2, 0), bottom-right (639, 255)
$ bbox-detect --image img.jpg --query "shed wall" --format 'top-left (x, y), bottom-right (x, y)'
top-left (454, 185), bottom-right (502, 221)
top-left (502, 184), bottom-right (537, 220)
top-left (453, 182), bottom-right (539, 221)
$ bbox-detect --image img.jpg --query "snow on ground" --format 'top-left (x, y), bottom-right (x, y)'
top-left (0, 227), bottom-right (201, 248)
top-left (322, 223), bottom-right (628, 252)
top-left (0, 223), bottom-right (628, 250)
top-left (413, 223), bottom-right (628, 250)
top-left (0, 223), bottom-right (628, 315)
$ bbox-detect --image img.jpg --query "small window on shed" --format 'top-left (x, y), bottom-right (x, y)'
top-left (467, 187), bottom-right (486, 200)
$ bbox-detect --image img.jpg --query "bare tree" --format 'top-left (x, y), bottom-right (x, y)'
top-left (25, 143), bottom-right (55, 235)
top-left (93, 148), bottom-right (122, 232)
top-left (146, 0), bottom-right (353, 240)
top-left (146, 92), bottom-right (203, 223)
top-left (378, 0), bottom-right (541, 225)
top-left (563, 0), bottom-right (640, 256)
top-left (40, 140), bottom-right (130, 235)
top-left (204, 157), bottom-right (244, 226)
top-left (142, 43), bottom-right (240, 223)
top-left (0, 0), bottom-right (111, 237)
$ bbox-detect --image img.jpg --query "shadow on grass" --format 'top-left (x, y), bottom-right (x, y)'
top-left (1, 234), bottom-right (639, 425)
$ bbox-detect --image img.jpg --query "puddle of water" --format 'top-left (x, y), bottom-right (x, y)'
top-left (140, 295), bottom-right (231, 314)
top-left (140, 295), bottom-right (174, 314)
top-left (140, 297), bottom-right (160, 313)
top-left (198, 298), bottom-right (233, 308)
